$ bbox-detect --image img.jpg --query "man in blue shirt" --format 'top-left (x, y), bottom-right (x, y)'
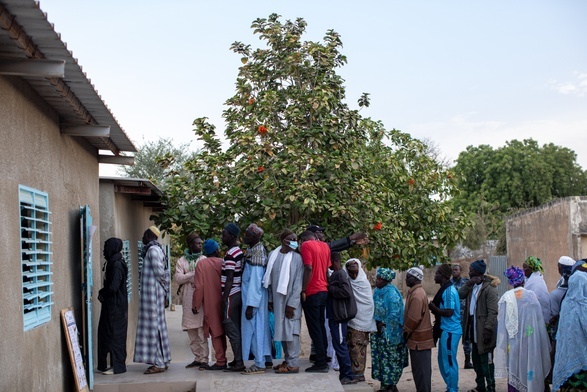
top-left (451, 263), bottom-right (473, 369)
top-left (429, 264), bottom-right (461, 392)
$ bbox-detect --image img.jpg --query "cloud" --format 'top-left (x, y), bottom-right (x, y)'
top-left (548, 72), bottom-right (587, 97)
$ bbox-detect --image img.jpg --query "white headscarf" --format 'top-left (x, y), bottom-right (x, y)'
top-left (344, 259), bottom-right (376, 332)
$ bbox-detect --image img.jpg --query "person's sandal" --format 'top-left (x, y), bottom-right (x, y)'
top-left (241, 364), bottom-right (265, 375)
top-left (273, 361), bottom-right (288, 371)
top-left (274, 365), bottom-right (299, 374)
top-left (143, 366), bottom-right (166, 374)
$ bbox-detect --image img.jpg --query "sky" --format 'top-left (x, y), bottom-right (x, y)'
top-left (38, 1), bottom-right (587, 174)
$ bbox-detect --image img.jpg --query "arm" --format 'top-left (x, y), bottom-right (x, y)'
top-left (286, 259), bottom-right (304, 317)
top-left (328, 272), bottom-right (352, 299)
top-left (458, 279), bottom-right (474, 299)
top-left (222, 270), bottom-right (235, 304)
top-left (483, 286), bottom-right (499, 338)
top-left (403, 295), bottom-right (422, 335)
top-left (192, 263), bottom-right (204, 312)
top-left (174, 258), bottom-right (194, 285)
top-left (150, 247), bottom-right (170, 291)
top-left (245, 266), bottom-right (265, 320)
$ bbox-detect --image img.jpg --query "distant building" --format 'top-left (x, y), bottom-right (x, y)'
top-left (506, 196), bottom-right (587, 290)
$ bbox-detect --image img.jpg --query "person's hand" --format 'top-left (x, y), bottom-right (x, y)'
top-left (354, 238), bottom-right (370, 245)
top-left (483, 329), bottom-right (492, 344)
top-left (192, 307), bottom-right (198, 315)
top-left (469, 276), bottom-right (483, 285)
top-left (268, 302), bottom-right (273, 312)
top-left (428, 302), bottom-right (439, 314)
top-left (376, 321), bottom-right (386, 334)
top-left (98, 289), bottom-right (105, 303)
top-left (301, 292), bottom-right (306, 302)
top-left (402, 331), bottom-right (409, 342)
top-left (245, 306), bottom-right (254, 320)
top-left (285, 306), bottom-right (295, 319)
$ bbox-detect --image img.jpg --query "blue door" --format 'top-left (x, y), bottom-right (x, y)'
top-left (80, 205), bottom-right (94, 389)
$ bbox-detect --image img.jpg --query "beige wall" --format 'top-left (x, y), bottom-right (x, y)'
top-left (506, 197), bottom-right (587, 290)
top-left (0, 75), bottom-right (101, 391)
top-left (97, 181), bottom-right (169, 364)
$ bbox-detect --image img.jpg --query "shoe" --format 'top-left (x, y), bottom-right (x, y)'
top-left (224, 364), bottom-right (246, 372)
top-left (228, 359), bottom-right (237, 367)
top-left (185, 360), bottom-right (202, 368)
top-left (340, 377), bottom-right (358, 385)
top-left (305, 364), bottom-right (329, 373)
top-left (354, 374), bottom-right (366, 382)
top-left (143, 366), bottom-right (166, 374)
top-left (309, 354), bottom-right (316, 362)
top-left (464, 361), bottom-right (474, 369)
top-left (327, 356), bottom-right (332, 363)
top-left (274, 365), bottom-right (299, 374)
top-left (97, 366), bottom-right (112, 372)
top-left (208, 363), bottom-right (227, 371)
top-left (102, 370), bottom-right (114, 375)
top-left (265, 361), bottom-right (274, 369)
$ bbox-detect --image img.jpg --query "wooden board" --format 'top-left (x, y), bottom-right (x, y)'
top-left (60, 308), bottom-right (90, 392)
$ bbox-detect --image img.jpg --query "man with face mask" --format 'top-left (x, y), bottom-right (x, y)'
top-left (262, 229), bottom-right (304, 374)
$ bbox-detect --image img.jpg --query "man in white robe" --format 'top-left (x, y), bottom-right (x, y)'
top-left (263, 230), bottom-right (304, 373)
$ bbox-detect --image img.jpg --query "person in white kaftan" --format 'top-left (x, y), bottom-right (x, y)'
top-left (495, 266), bottom-right (551, 392)
top-left (240, 224), bottom-right (272, 374)
top-left (523, 256), bottom-right (551, 323)
top-left (262, 230), bottom-right (304, 374)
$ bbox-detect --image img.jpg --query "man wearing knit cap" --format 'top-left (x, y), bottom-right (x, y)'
top-left (193, 240), bottom-right (227, 370)
top-left (220, 223), bottom-right (245, 372)
top-left (459, 259), bottom-right (499, 392)
top-left (429, 264), bottom-right (461, 392)
top-left (175, 232), bottom-right (208, 368)
top-left (403, 267), bottom-right (434, 392)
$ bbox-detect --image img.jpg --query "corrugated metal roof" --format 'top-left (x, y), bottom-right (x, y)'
top-left (0, 0), bottom-right (136, 153)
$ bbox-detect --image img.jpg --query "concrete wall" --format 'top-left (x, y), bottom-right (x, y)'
top-left (0, 75), bottom-right (101, 391)
top-left (98, 181), bottom-right (169, 364)
top-left (506, 197), bottom-right (587, 290)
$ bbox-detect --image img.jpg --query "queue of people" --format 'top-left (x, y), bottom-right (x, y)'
top-left (95, 224), bottom-right (587, 392)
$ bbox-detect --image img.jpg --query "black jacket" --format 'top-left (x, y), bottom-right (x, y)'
top-left (327, 269), bottom-right (357, 323)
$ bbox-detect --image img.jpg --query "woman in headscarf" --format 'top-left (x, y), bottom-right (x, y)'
top-left (344, 259), bottom-right (377, 382)
top-left (552, 262), bottom-right (587, 391)
top-left (371, 268), bottom-right (408, 392)
top-left (97, 238), bottom-right (128, 375)
top-left (495, 266), bottom-right (551, 392)
top-left (523, 256), bottom-right (551, 323)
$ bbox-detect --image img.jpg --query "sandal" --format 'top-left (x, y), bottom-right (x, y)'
top-left (241, 364), bottom-right (266, 375)
top-left (273, 361), bottom-right (288, 371)
top-left (144, 366), bottom-right (166, 374)
top-left (274, 365), bottom-right (299, 374)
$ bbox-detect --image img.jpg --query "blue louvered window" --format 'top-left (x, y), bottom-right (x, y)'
top-left (122, 240), bottom-right (132, 302)
top-left (19, 185), bottom-right (53, 330)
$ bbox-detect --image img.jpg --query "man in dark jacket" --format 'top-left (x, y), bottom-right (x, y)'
top-left (458, 259), bottom-right (499, 392)
top-left (326, 252), bottom-right (357, 385)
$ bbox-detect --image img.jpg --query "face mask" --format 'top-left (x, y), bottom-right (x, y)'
top-left (288, 240), bottom-right (299, 250)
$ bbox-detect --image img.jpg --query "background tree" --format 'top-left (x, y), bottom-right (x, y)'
top-left (156, 14), bottom-right (469, 269)
top-left (452, 139), bottom-right (587, 253)
top-left (117, 138), bottom-right (194, 189)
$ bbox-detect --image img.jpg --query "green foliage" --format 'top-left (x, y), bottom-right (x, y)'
top-left (155, 14), bottom-right (469, 270)
top-left (117, 138), bottom-right (194, 189)
top-left (453, 139), bottom-right (587, 244)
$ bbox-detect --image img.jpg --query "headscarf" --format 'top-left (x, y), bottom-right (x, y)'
top-left (470, 259), bottom-right (487, 274)
top-left (345, 259), bottom-right (377, 332)
top-left (245, 223), bottom-right (264, 238)
top-left (524, 256), bottom-right (544, 273)
top-left (103, 237), bottom-right (123, 260)
top-left (553, 271), bottom-right (587, 390)
top-left (377, 267), bottom-right (396, 282)
top-left (505, 266), bottom-right (525, 287)
top-left (437, 264), bottom-right (452, 279)
top-left (406, 267), bottom-right (423, 281)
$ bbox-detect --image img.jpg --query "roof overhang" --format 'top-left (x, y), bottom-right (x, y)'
top-left (0, 1), bottom-right (136, 156)
top-left (100, 177), bottom-right (165, 212)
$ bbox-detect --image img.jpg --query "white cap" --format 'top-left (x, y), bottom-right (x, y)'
top-left (558, 256), bottom-right (575, 266)
top-left (406, 267), bottom-right (424, 281)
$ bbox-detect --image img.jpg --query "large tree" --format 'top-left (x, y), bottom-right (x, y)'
top-left (453, 139), bottom-right (587, 252)
top-left (155, 14), bottom-right (469, 269)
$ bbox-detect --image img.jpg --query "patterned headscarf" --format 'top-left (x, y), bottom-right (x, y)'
top-left (505, 266), bottom-right (525, 287)
top-left (524, 256), bottom-right (544, 273)
top-left (377, 268), bottom-right (396, 282)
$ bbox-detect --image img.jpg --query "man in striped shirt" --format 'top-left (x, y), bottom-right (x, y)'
top-left (221, 222), bottom-right (245, 372)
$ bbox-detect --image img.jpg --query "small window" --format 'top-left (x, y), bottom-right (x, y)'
top-left (122, 240), bottom-right (132, 302)
top-left (19, 185), bottom-right (53, 330)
